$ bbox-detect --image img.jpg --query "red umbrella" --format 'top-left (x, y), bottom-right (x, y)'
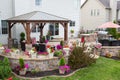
top-left (98, 22), bottom-right (120, 28)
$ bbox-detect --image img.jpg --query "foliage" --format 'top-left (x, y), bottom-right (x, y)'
top-left (68, 44), bottom-right (96, 70)
top-left (41, 36), bottom-right (46, 43)
top-left (105, 53), bottom-right (112, 58)
top-left (107, 28), bottom-right (119, 39)
top-left (60, 40), bottom-right (64, 47)
top-left (0, 57), bottom-right (12, 79)
top-left (19, 58), bottom-right (25, 69)
top-left (70, 29), bottom-right (74, 34)
top-left (59, 57), bottom-right (66, 66)
top-left (54, 50), bottom-right (63, 57)
top-left (20, 32), bottom-right (25, 41)
top-left (41, 57), bottom-right (120, 80)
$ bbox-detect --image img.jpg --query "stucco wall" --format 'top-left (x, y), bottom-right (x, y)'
top-left (81, 0), bottom-right (107, 30)
top-left (0, 0), bottom-right (13, 44)
top-left (0, 0), bottom-right (81, 44)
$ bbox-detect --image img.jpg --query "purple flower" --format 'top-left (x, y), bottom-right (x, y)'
top-left (56, 45), bottom-right (62, 50)
top-left (5, 49), bottom-right (11, 53)
top-left (38, 51), bottom-right (48, 55)
top-left (62, 50), bottom-right (66, 55)
top-left (25, 63), bottom-right (29, 69)
top-left (59, 65), bottom-right (70, 72)
top-left (45, 40), bottom-right (48, 43)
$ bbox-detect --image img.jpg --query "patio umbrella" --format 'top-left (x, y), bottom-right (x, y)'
top-left (98, 22), bottom-right (120, 28)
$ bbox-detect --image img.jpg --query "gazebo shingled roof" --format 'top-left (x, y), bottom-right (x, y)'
top-left (6, 11), bottom-right (70, 48)
top-left (7, 11), bottom-right (69, 22)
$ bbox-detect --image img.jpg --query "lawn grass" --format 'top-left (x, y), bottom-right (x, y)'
top-left (11, 57), bottom-right (120, 80)
top-left (41, 57), bottom-right (120, 80)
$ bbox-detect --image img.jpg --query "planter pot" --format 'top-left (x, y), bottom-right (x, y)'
top-left (59, 69), bottom-right (65, 74)
top-left (10, 52), bottom-right (16, 57)
top-left (49, 53), bottom-right (54, 58)
top-left (0, 47), bottom-right (4, 54)
top-left (26, 44), bottom-right (32, 51)
top-left (63, 48), bottom-right (70, 56)
top-left (19, 68), bottom-right (27, 75)
top-left (31, 53), bottom-right (37, 58)
top-left (0, 49), bottom-right (3, 54)
top-left (37, 55), bottom-right (47, 58)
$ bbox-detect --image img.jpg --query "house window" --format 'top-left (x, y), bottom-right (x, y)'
top-left (97, 9), bottom-right (100, 16)
top-left (35, 0), bottom-right (42, 6)
top-left (94, 9), bottom-right (96, 16)
top-left (1, 20), bottom-right (8, 34)
top-left (91, 9), bottom-right (100, 16)
top-left (49, 23), bottom-right (59, 36)
top-left (70, 21), bottom-right (75, 27)
top-left (32, 26), bottom-right (40, 33)
top-left (91, 10), bottom-right (93, 16)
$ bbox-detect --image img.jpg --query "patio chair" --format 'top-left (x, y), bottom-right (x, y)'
top-left (111, 40), bottom-right (119, 46)
top-left (102, 39), bottom-right (109, 46)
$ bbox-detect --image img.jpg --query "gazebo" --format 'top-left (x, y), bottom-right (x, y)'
top-left (6, 11), bottom-right (70, 48)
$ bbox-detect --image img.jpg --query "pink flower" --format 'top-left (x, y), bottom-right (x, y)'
top-left (59, 65), bottom-right (70, 72)
top-left (4, 48), bottom-right (11, 53)
top-left (25, 63), bottom-right (29, 69)
top-left (45, 40), bottom-right (49, 43)
top-left (95, 43), bottom-right (102, 49)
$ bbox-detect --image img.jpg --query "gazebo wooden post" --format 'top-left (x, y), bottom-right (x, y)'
top-left (8, 22), bottom-right (16, 48)
top-left (64, 23), bottom-right (68, 41)
top-left (8, 22), bottom-right (12, 48)
top-left (26, 22), bottom-right (31, 44)
top-left (39, 23), bottom-right (45, 42)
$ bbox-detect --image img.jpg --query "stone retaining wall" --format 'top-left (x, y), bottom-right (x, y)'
top-left (0, 54), bottom-right (68, 71)
top-left (100, 46), bottom-right (120, 56)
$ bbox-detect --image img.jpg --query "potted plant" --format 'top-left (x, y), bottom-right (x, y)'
top-left (54, 50), bottom-right (63, 58)
top-left (0, 43), bottom-right (4, 53)
top-left (59, 57), bottom-right (70, 74)
top-left (48, 47), bottom-right (54, 58)
top-left (46, 30), bottom-right (51, 41)
top-left (70, 29), bottom-right (74, 38)
top-left (60, 40), bottom-right (64, 48)
top-left (19, 58), bottom-right (29, 75)
top-left (20, 32), bottom-right (26, 51)
top-left (30, 47), bottom-right (37, 58)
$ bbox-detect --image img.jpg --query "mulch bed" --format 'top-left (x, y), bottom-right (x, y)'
top-left (12, 69), bottom-right (74, 78)
top-left (109, 56), bottom-right (120, 60)
top-left (101, 55), bottom-right (120, 61)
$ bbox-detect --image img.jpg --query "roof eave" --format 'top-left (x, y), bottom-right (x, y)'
top-left (6, 20), bottom-right (70, 23)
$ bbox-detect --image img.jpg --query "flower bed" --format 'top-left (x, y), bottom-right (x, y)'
top-left (0, 54), bottom-right (68, 72)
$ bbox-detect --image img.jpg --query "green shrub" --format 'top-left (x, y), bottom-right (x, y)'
top-left (19, 58), bottom-right (24, 69)
top-left (70, 29), bottom-right (74, 34)
top-left (41, 36), bottom-right (46, 43)
top-left (60, 40), bottom-right (64, 47)
top-left (59, 57), bottom-right (66, 66)
top-left (0, 57), bottom-right (12, 79)
top-left (20, 32), bottom-right (25, 41)
top-left (68, 45), bottom-right (96, 70)
top-left (54, 50), bottom-right (63, 57)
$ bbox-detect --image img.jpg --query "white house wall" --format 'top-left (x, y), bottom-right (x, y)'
top-left (118, 10), bottom-right (120, 19)
top-left (0, 0), bottom-right (13, 44)
top-left (81, 0), bottom-right (107, 30)
top-left (0, 0), bottom-right (81, 44)
top-left (14, 0), bottom-right (81, 40)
